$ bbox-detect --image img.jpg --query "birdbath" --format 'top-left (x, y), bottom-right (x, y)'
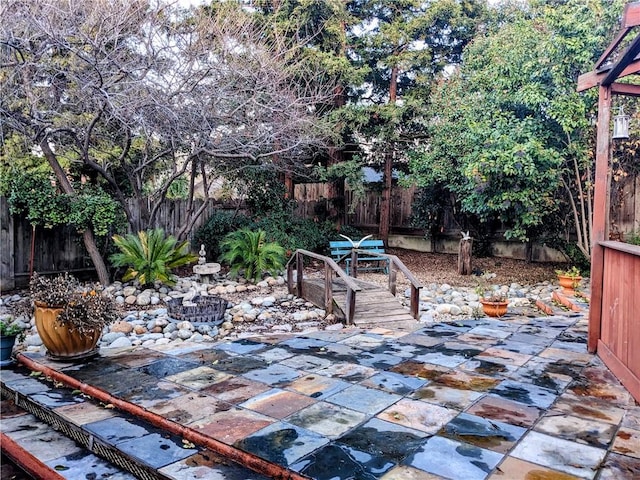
top-left (193, 244), bottom-right (221, 284)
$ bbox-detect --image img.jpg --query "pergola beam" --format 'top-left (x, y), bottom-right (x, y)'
top-left (611, 82), bottom-right (640, 96)
top-left (601, 34), bottom-right (640, 86)
top-left (577, 59), bottom-right (640, 92)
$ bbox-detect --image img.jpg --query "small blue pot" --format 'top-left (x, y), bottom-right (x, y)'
top-left (0, 334), bottom-right (17, 363)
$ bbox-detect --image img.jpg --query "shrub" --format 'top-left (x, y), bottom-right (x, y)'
top-left (110, 229), bottom-right (197, 286)
top-left (219, 229), bottom-right (285, 281)
top-left (192, 210), bottom-right (251, 261)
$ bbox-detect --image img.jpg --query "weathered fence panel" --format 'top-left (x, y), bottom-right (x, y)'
top-left (0, 198), bottom-right (232, 291)
top-left (596, 241), bottom-right (640, 403)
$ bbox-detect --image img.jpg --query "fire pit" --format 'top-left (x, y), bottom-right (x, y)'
top-left (166, 295), bottom-right (228, 327)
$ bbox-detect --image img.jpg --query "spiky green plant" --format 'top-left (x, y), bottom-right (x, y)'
top-left (110, 229), bottom-right (197, 286)
top-left (219, 229), bottom-right (285, 282)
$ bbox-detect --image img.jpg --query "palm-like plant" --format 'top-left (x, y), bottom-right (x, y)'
top-left (219, 229), bottom-right (285, 282)
top-left (110, 229), bottom-right (197, 286)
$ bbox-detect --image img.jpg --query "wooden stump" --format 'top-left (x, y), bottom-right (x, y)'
top-left (458, 231), bottom-right (473, 275)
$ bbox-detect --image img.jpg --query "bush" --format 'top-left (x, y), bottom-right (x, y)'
top-left (110, 229), bottom-right (197, 286)
top-left (219, 229), bottom-right (285, 281)
top-left (192, 210), bottom-right (251, 261)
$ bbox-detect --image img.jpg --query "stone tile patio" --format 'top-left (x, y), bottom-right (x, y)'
top-left (1, 311), bottom-right (640, 479)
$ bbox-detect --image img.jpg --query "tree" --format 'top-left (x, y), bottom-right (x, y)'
top-left (1, 0), bottom-right (336, 283)
top-left (343, 0), bottom-right (485, 242)
top-left (408, 0), bottom-right (624, 257)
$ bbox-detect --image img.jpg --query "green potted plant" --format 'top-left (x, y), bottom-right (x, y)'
top-left (30, 272), bottom-right (119, 361)
top-left (475, 277), bottom-right (509, 318)
top-left (555, 266), bottom-right (582, 295)
top-left (0, 320), bottom-right (25, 364)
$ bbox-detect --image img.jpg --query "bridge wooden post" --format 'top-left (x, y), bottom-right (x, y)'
top-left (388, 263), bottom-right (397, 296)
top-left (296, 252), bottom-right (304, 297)
top-left (410, 286), bottom-right (420, 319)
top-left (345, 289), bottom-right (355, 324)
top-left (324, 262), bottom-right (333, 314)
top-left (350, 250), bottom-right (358, 278)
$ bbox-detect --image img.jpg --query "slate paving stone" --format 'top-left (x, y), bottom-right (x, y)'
top-left (45, 451), bottom-right (137, 480)
top-left (510, 431), bottom-right (606, 479)
top-left (490, 379), bottom-right (558, 409)
top-left (370, 342), bottom-right (429, 359)
top-left (315, 362), bottom-right (377, 382)
top-left (432, 369), bottom-right (502, 392)
top-left (54, 401), bottom-right (118, 426)
top-left (137, 357), bottom-right (200, 378)
top-left (166, 366), bottom-right (233, 390)
top-left (534, 413), bottom-right (617, 448)
top-left (377, 398), bottom-right (458, 434)
top-left (551, 393), bottom-right (626, 425)
top-left (84, 415), bottom-right (157, 443)
top-left (286, 373), bottom-right (351, 399)
top-left (474, 347), bottom-right (532, 367)
top-left (338, 333), bottom-right (387, 350)
top-left (568, 366), bottom-right (634, 406)
top-left (145, 392), bottom-right (233, 425)
top-left (411, 384), bottom-right (484, 411)
top-left (117, 432), bottom-right (199, 469)
top-left (507, 332), bottom-right (553, 346)
top-left (361, 371), bottom-right (428, 395)
top-left (466, 326), bottom-right (511, 340)
top-left (337, 417), bottom-right (428, 464)
top-left (456, 333), bottom-right (501, 349)
top-left (509, 357), bottom-right (575, 392)
top-left (239, 388), bottom-right (316, 419)
top-left (159, 451), bottom-right (272, 480)
top-left (466, 394), bottom-right (543, 428)
top-left (287, 401), bottom-right (367, 438)
top-left (107, 348), bottom-right (166, 367)
top-left (200, 377), bottom-right (271, 404)
top-left (1, 413), bottom-right (58, 440)
top-left (2, 415), bottom-right (83, 461)
top-left (492, 339), bottom-right (546, 356)
top-left (208, 355), bottom-right (268, 375)
top-left (213, 339), bottom-right (268, 356)
top-left (403, 435), bottom-right (503, 480)
top-left (2, 376), bottom-right (53, 395)
top-left (439, 412), bottom-right (526, 454)
top-left (133, 380), bottom-right (193, 408)
top-left (177, 348), bottom-right (232, 365)
top-left (327, 384), bottom-right (402, 414)
top-left (149, 342), bottom-right (210, 356)
top-left (302, 329), bottom-right (362, 343)
top-left (241, 363), bottom-right (301, 387)
top-left (379, 466), bottom-right (447, 479)
top-left (277, 337), bottom-right (329, 353)
top-left (486, 457), bottom-right (582, 480)
top-left (397, 332), bottom-right (447, 348)
top-left (291, 442), bottom-right (396, 479)
top-left (30, 389), bottom-right (86, 409)
top-left (279, 354), bottom-right (333, 371)
top-left (318, 342), bottom-right (364, 362)
top-left (459, 358), bottom-right (518, 377)
top-left (390, 361), bottom-right (450, 380)
top-left (539, 347), bottom-right (593, 365)
top-left (190, 407), bottom-right (274, 444)
top-left (597, 452), bottom-right (640, 480)
top-left (61, 359), bottom-right (129, 383)
top-left (612, 427), bottom-right (640, 459)
top-left (356, 351), bottom-right (406, 370)
top-left (253, 347), bottom-right (295, 363)
top-left (235, 421), bottom-right (329, 467)
top-left (622, 407), bottom-right (640, 430)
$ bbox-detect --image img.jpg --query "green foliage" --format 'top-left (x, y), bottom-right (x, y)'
top-left (0, 319), bottom-right (25, 339)
top-left (626, 230), bottom-right (640, 246)
top-left (410, 185), bottom-right (448, 236)
top-left (408, 0), bottom-right (624, 245)
top-left (110, 229), bottom-right (198, 286)
top-left (219, 229), bottom-right (285, 281)
top-left (193, 210), bottom-right (252, 261)
top-left (555, 266), bottom-right (581, 278)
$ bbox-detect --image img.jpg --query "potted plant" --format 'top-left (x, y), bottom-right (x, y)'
top-left (475, 277), bottom-right (509, 317)
top-left (0, 320), bottom-right (25, 364)
top-left (30, 272), bottom-right (119, 361)
top-left (555, 266), bottom-right (582, 295)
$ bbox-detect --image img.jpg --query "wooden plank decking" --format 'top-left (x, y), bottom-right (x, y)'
top-left (299, 276), bottom-right (418, 332)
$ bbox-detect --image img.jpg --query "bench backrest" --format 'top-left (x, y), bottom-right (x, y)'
top-left (329, 239), bottom-right (385, 258)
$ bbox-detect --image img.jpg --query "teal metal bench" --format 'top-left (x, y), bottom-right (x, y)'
top-left (329, 239), bottom-right (389, 275)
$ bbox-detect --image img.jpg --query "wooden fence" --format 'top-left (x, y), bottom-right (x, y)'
top-left (0, 198), bottom-right (227, 291)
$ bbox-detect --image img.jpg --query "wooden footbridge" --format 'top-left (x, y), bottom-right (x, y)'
top-left (286, 249), bottom-right (423, 331)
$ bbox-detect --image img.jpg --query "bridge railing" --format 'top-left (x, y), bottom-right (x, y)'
top-left (348, 249), bottom-right (423, 319)
top-left (285, 249), bottom-right (361, 324)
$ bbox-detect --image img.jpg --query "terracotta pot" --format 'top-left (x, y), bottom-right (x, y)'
top-left (557, 275), bottom-right (582, 295)
top-left (34, 302), bottom-right (101, 361)
top-left (480, 299), bottom-right (508, 318)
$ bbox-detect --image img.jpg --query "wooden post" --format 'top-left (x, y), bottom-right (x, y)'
top-left (588, 85), bottom-right (612, 353)
top-left (296, 252), bottom-right (304, 298)
top-left (345, 288), bottom-right (355, 324)
top-left (457, 231), bottom-right (473, 275)
top-left (350, 250), bottom-right (358, 278)
top-left (324, 262), bottom-right (333, 314)
top-left (388, 263), bottom-right (397, 296)
top-left (410, 285), bottom-right (420, 319)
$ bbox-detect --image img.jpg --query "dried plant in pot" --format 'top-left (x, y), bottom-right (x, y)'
top-left (475, 275), bottom-right (509, 318)
top-left (30, 272), bottom-right (119, 361)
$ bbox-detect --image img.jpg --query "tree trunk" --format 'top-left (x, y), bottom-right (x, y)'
top-left (379, 65), bottom-right (398, 243)
top-left (457, 233), bottom-right (473, 275)
top-left (39, 140), bottom-right (111, 285)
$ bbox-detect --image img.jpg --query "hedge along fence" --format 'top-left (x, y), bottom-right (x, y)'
top-left (0, 197), bottom-right (229, 291)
